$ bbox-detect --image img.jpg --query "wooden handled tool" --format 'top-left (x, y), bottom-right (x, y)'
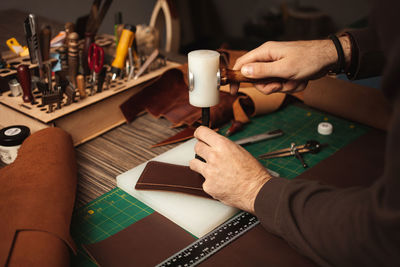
top-left (76, 74), bottom-right (87, 99)
top-left (17, 64), bottom-right (33, 103)
top-left (39, 25), bottom-right (51, 62)
top-left (220, 68), bottom-right (286, 85)
top-left (67, 32), bottom-right (79, 87)
top-left (58, 46), bottom-right (68, 72)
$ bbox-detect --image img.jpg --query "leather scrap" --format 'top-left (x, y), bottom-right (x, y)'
top-left (301, 76), bottom-right (392, 131)
top-left (0, 127), bottom-right (77, 267)
top-left (135, 161), bottom-right (212, 199)
top-left (83, 212), bottom-right (195, 267)
top-left (151, 127), bottom-right (196, 148)
top-left (120, 68), bottom-right (236, 128)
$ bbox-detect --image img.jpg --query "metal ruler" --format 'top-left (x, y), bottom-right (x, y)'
top-left (156, 211), bottom-right (259, 267)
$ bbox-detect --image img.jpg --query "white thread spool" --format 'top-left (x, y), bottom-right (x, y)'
top-left (0, 125), bottom-right (30, 164)
top-left (188, 50), bottom-right (220, 107)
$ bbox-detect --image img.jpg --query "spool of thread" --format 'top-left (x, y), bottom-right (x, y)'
top-left (0, 125), bottom-right (30, 164)
top-left (318, 122), bottom-right (333, 135)
top-left (188, 50), bottom-right (220, 107)
top-left (8, 79), bottom-right (22, 97)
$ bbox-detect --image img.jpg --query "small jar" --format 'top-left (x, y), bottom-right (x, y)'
top-left (0, 125), bottom-right (30, 164)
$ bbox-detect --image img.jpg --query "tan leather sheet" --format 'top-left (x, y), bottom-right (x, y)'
top-left (0, 128), bottom-right (77, 266)
top-left (301, 76), bottom-right (392, 131)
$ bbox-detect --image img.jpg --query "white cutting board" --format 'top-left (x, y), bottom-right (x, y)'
top-left (116, 138), bottom-right (239, 238)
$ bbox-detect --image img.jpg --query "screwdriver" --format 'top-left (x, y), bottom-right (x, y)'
top-left (110, 24), bottom-right (136, 81)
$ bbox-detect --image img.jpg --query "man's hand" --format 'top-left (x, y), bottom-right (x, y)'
top-left (189, 126), bottom-right (272, 213)
top-left (230, 37), bottom-right (351, 95)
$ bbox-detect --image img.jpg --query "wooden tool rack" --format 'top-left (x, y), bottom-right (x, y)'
top-left (0, 34), bottom-right (180, 146)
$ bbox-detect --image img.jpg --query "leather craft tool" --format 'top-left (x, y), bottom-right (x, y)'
top-left (114, 12), bottom-right (122, 46)
top-left (67, 32), bottom-right (79, 87)
top-left (97, 66), bottom-right (107, 93)
top-left (76, 74), bottom-right (87, 99)
top-left (16, 64), bottom-right (34, 103)
top-left (39, 25), bottom-right (51, 62)
top-left (127, 47), bottom-right (135, 80)
top-left (259, 140), bottom-right (326, 168)
top-left (24, 14), bottom-right (43, 77)
top-left (82, 0), bottom-right (113, 75)
top-left (110, 24), bottom-right (136, 81)
top-left (6, 38), bottom-right (29, 57)
top-left (187, 51), bottom-right (286, 96)
top-left (156, 211), bottom-right (259, 267)
top-left (234, 129), bottom-right (283, 146)
top-left (133, 48), bottom-right (159, 80)
top-left (88, 43), bottom-right (104, 95)
top-left (188, 50), bottom-right (221, 162)
top-left (57, 46), bottom-right (68, 72)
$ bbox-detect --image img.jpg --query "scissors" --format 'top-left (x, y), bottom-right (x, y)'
top-left (88, 43), bottom-right (104, 95)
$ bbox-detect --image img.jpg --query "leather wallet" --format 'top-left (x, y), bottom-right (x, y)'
top-left (135, 161), bottom-right (212, 199)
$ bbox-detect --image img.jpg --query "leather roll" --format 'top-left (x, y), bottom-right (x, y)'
top-left (0, 127), bottom-right (77, 266)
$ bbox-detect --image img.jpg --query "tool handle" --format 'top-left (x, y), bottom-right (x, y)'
top-left (82, 32), bottom-right (95, 75)
top-left (68, 32), bottom-right (79, 87)
top-left (76, 74), bottom-right (87, 99)
top-left (17, 64), bottom-right (33, 103)
top-left (221, 69), bottom-right (286, 85)
top-left (111, 25), bottom-right (135, 70)
top-left (88, 43), bottom-right (104, 73)
top-left (39, 25), bottom-right (51, 62)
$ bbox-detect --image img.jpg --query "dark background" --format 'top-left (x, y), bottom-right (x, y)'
top-left (0, 0), bottom-right (372, 54)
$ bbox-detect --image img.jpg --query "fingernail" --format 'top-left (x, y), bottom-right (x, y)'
top-left (242, 66), bottom-right (253, 76)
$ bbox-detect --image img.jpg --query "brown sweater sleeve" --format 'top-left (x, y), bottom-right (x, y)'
top-left (345, 28), bottom-right (385, 80)
top-left (254, 80), bottom-right (400, 267)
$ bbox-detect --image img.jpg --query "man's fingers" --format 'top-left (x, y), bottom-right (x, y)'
top-left (189, 158), bottom-right (206, 176)
top-left (254, 82), bottom-right (283, 94)
top-left (194, 126), bottom-right (224, 147)
top-left (241, 61), bottom-right (292, 79)
top-left (194, 140), bottom-right (211, 161)
top-left (233, 44), bottom-right (275, 70)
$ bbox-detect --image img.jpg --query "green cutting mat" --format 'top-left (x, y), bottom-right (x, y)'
top-left (70, 188), bottom-right (154, 266)
top-left (71, 104), bottom-right (369, 266)
top-left (221, 104), bottom-right (369, 179)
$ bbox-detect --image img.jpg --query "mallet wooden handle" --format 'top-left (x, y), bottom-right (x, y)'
top-left (220, 69), bottom-right (286, 85)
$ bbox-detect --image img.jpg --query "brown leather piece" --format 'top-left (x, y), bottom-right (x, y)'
top-left (200, 224), bottom-right (316, 267)
top-left (303, 76), bottom-right (392, 131)
top-left (135, 161), bottom-right (212, 199)
top-left (8, 231), bottom-right (70, 267)
top-left (0, 127), bottom-right (77, 266)
top-left (120, 67), bottom-right (236, 128)
top-left (151, 127), bottom-right (196, 148)
top-left (83, 212), bottom-right (196, 267)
